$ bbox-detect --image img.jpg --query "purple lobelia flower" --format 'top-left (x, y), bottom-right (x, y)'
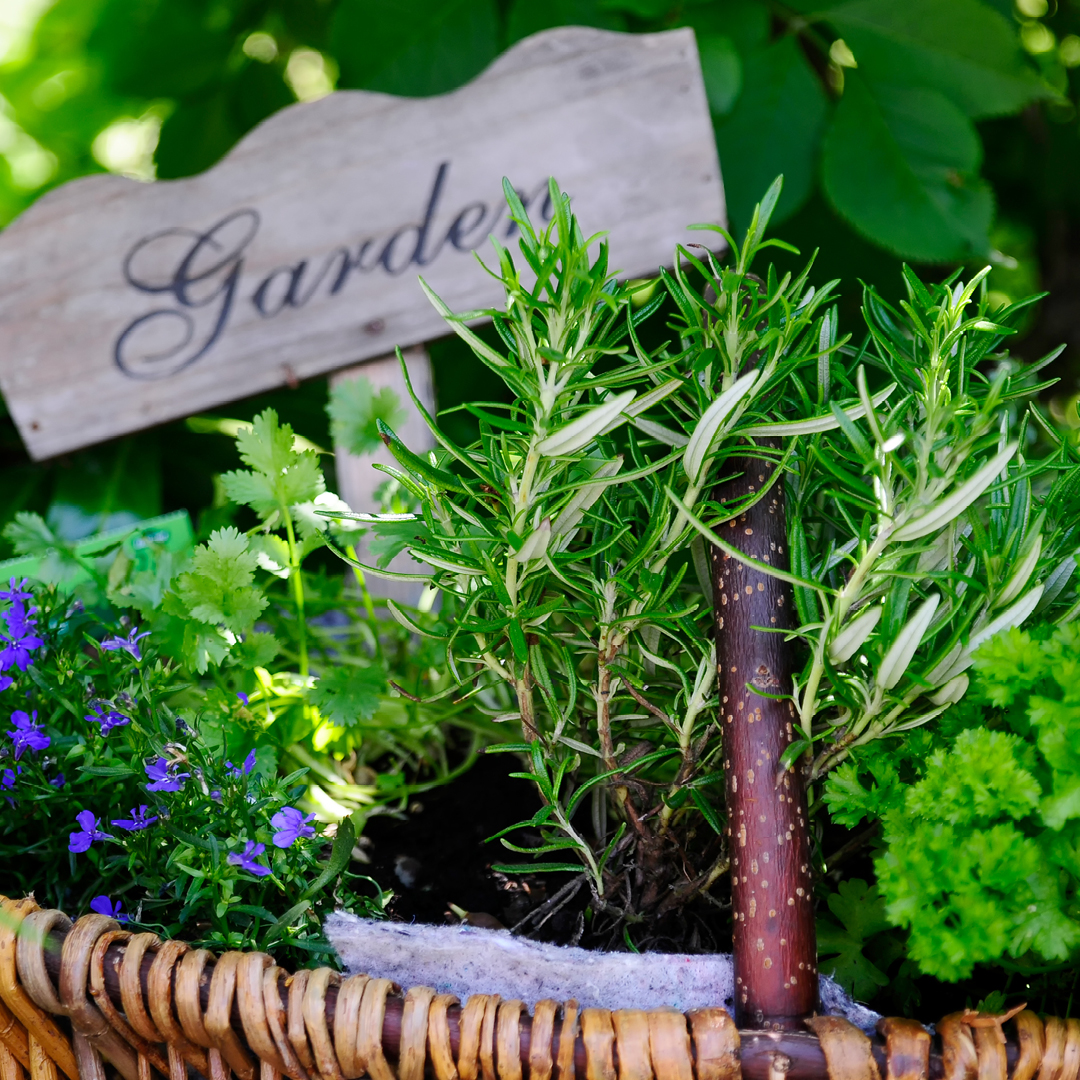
top-left (100, 627), bottom-right (150, 662)
top-left (2, 766), bottom-right (19, 805)
top-left (225, 749), bottom-right (257, 779)
top-left (0, 579), bottom-right (32, 604)
top-left (227, 840), bottom-right (272, 877)
top-left (3, 600), bottom-right (38, 637)
top-left (1, 767), bottom-right (18, 790)
top-left (237, 692), bottom-right (250, 706)
top-left (85, 705), bottom-right (131, 736)
top-left (6, 710), bottom-right (49, 760)
top-left (144, 757), bottom-right (189, 793)
top-left (0, 608), bottom-right (44, 674)
top-left (271, 807), bottom-right (317, 849)
top-left (111, 805), bottom-right (159, 831)
top-left (49, 772), bottom-right (65, 788)
top-left (0, 676), bottom-right (12, 693)
top-left (89, 896), bottom-right (127, 923)
top-left (69, 811), bottom-right (113, 853)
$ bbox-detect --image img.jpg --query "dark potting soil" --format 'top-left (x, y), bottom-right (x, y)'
top-left (358, 752), bottom-right (586, 944)
top-left (356, 754), bottom-right (1066, 1023)
top-left (357, 750), bottom-right (736, 955)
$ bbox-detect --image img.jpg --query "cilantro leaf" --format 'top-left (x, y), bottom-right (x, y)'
top-left (311, 664), bottom-right (388, 726)
top-left (328, 376), bottom-right (407, 457)
top-left (221, 409), bottom-right (325, 520)
top-left (175, 527), bottom-right (267, 632)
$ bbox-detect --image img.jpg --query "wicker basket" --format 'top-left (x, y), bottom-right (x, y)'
top-left (0, 896), bottom-right (1068, 1080)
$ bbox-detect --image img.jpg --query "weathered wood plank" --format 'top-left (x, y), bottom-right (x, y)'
top-left (0, 26), bottom-right (723, 461)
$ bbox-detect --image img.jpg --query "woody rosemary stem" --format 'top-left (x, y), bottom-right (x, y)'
top-left (712, 444), bottom-right (817, 1030)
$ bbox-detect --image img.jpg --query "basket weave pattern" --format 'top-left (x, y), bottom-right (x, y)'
top-left (0, 897), bottom-right (1073, 1080)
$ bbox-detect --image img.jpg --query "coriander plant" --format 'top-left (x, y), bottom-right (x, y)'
top-left (7, 407), bottom-right (487, 819)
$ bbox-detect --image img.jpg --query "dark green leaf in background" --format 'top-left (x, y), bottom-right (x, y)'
top-left (824, 0), bottom-right (1049, 119)
top-left (233, 60), bottom-right (299, 136)
top-left (88, 0), bottom-right (233, 99)
top-left (331, 0), bottom-right (499, 96)
top-left (714, 37), bottom-right (827, 233)
top-left (822, 73), bottom-right (993, 262)
top-left (507, 0), bottom-right (624, 44)
top-left (680, 0), bottom-right (769, 57)
top-left (698, 35), bottom-right (742, 116)
top-left (156, 91), bottom-right (241, 180)
top-left (599, 0), bottom-right (671, 18)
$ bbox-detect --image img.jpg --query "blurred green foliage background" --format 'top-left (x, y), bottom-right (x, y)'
top-left (1, 0), bottom-right (1078, 553)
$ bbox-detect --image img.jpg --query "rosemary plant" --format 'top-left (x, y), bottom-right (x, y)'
top-left (657, 186), bottom-right (1080, 791)
top-left (329, 181), bottom-right (857, 934)
top-left (330, 177), bottom-right (1080, 943)
top-left (776, 271), bottom-right (1080, 781)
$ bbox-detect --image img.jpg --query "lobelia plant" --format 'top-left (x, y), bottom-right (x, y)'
top-left (0, 405), bottom-right (502, 959)
top-left (0, 577), bottom-right (389, 962)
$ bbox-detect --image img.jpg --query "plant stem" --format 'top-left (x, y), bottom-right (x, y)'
top-left (798, 529), bottom-right (891, 739)
top-left (279, 506), bottom-right (309, 689)
top-left (713, 445), bottom-right (817, 1029)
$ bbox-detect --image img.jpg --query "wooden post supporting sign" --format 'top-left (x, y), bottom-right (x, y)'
top-left (330, 345), bottom-right (435, 606)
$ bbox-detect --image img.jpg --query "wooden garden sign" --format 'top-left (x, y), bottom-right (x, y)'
top-left (0, 26), bottom-right (724, 464)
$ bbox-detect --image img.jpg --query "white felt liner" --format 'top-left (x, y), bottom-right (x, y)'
top-left (325, 913), bottom-right (881, 1033)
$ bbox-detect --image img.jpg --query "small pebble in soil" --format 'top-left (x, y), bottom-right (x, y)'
top-left (393, 854), bottom-right (422, 888)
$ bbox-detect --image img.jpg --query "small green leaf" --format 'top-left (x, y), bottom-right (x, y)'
top-left (491, 862), bottom-right (585, 875)
top-left (311, 665), bottom-right (388, 726)
top-left (303, 816), bottom-right (356, 900)
top-left (508, 621), bottom-right (528, 664)
top-left (689, 789), bottom-right (723, 835)
top-left (78, 764), bottom-right (137, 778)
top-left (331, 0), bottom-right (498, 97)
top-left (377, 419), bottom-right (467, 492)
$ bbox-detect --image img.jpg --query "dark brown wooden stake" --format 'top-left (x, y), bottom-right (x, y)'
top-left (712, 443), bottom-right (818, 1030)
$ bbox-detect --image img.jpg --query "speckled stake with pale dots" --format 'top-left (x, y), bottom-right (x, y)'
top-left (711, 442), bottom-right (818, 1031)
